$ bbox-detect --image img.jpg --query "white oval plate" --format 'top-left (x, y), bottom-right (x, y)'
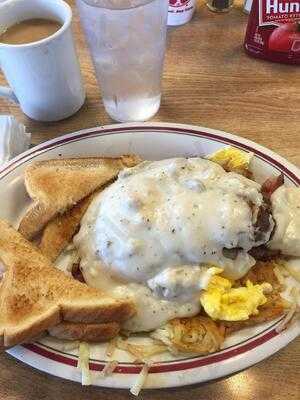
top-left (2, 122), bottom-right (299, 390)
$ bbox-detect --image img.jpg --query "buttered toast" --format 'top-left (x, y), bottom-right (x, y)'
top-left (19, 155), bottom-right (141, 239)
top-left (0, 220), bottom-right (135, 349)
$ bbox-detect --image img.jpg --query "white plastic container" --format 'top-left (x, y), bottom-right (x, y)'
top-left (167, 0), bottom-right (196, 26)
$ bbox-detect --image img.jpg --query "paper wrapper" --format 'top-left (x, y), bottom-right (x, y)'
top-left (0, 115), bottom-right (31, 164)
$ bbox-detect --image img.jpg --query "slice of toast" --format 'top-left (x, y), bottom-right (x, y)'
top-left (0, 220), bottom-right (135, 349)
top-left (39, 193), bottom-right (95, 262)
top-left (19, 155), bottom-right (140, 240)
top-left (48, 321), bottom-right (120, 342)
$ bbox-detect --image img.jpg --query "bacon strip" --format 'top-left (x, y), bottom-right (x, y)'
top-left (261, 173), bottom-right (284, 199)
top-left (72, 262), bottom-right (85, 283)
top-left (249, 245), bottom-right (281, 261)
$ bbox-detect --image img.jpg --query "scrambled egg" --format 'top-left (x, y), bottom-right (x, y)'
top-left (207, 147), bottom-right (253, 176)
top-left (200, 273), bottom-right (272, 321)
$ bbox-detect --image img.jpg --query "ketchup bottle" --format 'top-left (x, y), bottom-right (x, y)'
top-left (244, 0), bottom-right (300, 65)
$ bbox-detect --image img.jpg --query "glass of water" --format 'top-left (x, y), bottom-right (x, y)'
top-left (76, 0), bottom-right (168, 122)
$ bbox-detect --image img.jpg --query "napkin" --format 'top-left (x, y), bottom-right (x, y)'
top-left (0, 115), bottom-right (31, 165)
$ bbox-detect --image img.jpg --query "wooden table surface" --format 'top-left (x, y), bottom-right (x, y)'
top-left (0, 0), bottom-right (299, 399)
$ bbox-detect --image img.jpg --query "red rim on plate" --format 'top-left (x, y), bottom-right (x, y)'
top-left (2, 123), bottom-right (299, 388)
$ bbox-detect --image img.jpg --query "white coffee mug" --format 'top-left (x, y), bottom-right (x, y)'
top-left (0, 0), bottom-right (85, 122)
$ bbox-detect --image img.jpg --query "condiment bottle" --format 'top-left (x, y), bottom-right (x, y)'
top-left (167, 0), bottom-right (196, 26)
top-left (244, 0), bottom-right (300, 65)
top-left (206, 0), bottom-right (234, 12)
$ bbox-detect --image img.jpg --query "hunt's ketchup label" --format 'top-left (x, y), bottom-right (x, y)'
top-left (244, 0), bottom-right (300, 64)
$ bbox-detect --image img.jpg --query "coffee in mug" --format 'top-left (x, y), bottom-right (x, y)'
top-left (0, 0), bottom-right (85, 122)
top-left (0, 18), bottom-right (62, 45)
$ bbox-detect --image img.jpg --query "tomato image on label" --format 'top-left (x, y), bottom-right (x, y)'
top-left (169, 0), bottom-right (190, 7)
top-left (269, 22), bottom-right (300, 52)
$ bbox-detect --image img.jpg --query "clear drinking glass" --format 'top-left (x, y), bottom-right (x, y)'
top-left (76, 0), bottom-right (168, 122)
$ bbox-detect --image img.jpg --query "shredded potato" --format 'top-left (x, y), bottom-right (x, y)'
top-left (117, 338), bottom-right (167, 361)
top-left (240, 261), bottom-right (283, 289)
top-left (106, 337), bottom-right (117, 358)
top-left (276, 287), bottom-right (300, 333)
top-left (0, 262), bottom-right (5, 279)
top-left (273, 261), bottom-right (300, 332)
top-left (99, 360), bottom-right (119, 377)
top-left (151, 316), bottom-right (225, 355)
top-left (273, 266), bottom-right (286, 285)
top-left (285, 267), bottom-right (300, 283)
top-left (279, 260), bottom-right (300, 284)
top-left (130, 363), bottom-right (152, 396)
top-left (224, 261), bottom-right (287, 334)
top-left (77, 342), bottom-right (91, 385)
top-left (276, 304), bottom-right (297, 333)
top-left (223, 296), bottom-right (286, 334)
top-left (69, 260), bottom-right (297, 393)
